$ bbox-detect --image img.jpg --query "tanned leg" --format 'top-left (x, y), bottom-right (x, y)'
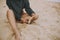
top-left (20, 13), bottom-right (38, 24)
top-left (6, 9), bottom-right (20, 40)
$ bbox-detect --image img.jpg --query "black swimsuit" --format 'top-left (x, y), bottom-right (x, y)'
top-left (6, 0), bottom-right (34, 21)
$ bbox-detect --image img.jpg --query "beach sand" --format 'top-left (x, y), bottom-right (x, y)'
top-left (0, 0), bottom-right (60, 40)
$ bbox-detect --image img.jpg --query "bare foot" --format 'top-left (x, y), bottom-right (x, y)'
top-left (28, 13), bottom-right (39, 24)
top-left (15, 33), bottom-right (21, 40)
top-left (32, 13), bottom-right (38, 20)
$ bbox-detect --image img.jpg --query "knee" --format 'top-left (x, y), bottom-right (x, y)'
top-left (7, 9), bottom-right (14, 16)
top-left (6, 9), bottom-right (13, 18)
top-left (7, 9), bottom-right (13, 14)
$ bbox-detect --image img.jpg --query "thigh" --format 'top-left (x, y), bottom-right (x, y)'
top-left (7, 9), bottom-right (20, 21)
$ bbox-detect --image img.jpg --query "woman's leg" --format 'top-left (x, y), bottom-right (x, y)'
top-left (20, 13), bottom-right (38, 24)
top-left (6, 9), bottom-right (20, 40)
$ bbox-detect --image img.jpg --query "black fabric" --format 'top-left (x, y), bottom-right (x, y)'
top-left (6, 0), bottom-right (34, 21)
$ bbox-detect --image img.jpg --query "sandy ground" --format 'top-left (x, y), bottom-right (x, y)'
top-left (0, 0), bottom-right (60, 40)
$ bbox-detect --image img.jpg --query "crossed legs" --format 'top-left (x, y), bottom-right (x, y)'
top-left (6, 9), bottom-right (38, 40)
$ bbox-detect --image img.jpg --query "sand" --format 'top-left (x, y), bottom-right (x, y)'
top-left (0, 0), bottom-right (60, 40)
